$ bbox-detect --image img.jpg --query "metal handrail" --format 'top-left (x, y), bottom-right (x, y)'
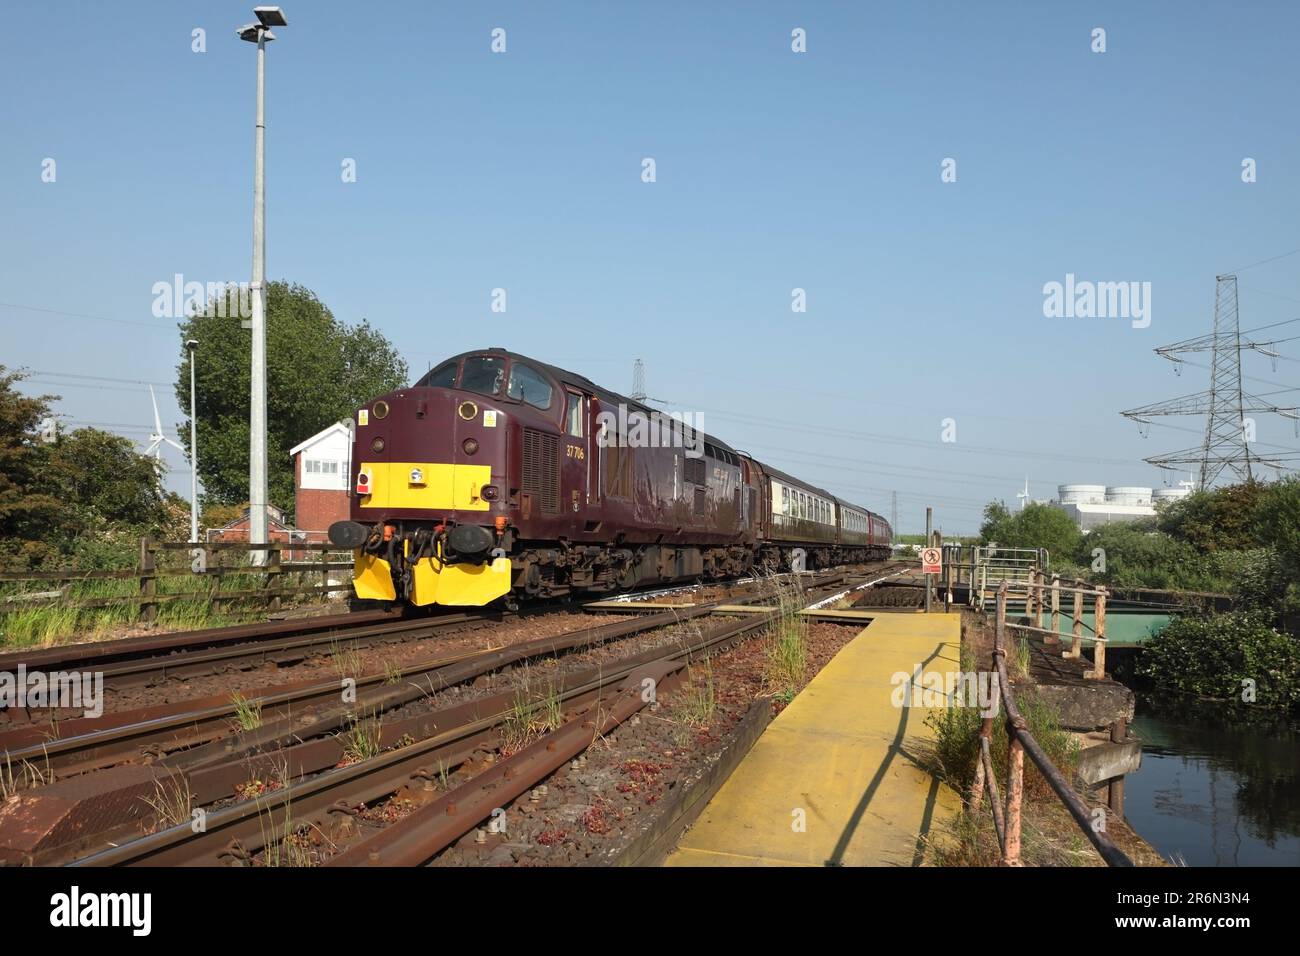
top-left (969, 583), bottom-right (1132, 867)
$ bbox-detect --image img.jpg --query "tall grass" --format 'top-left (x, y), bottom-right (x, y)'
top-left (0, 551), bottom-right (337, 648)
top-left (763, 574), bottom-right (809, 701)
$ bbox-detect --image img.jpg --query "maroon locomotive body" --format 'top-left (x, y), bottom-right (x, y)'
top-left (330, 349), bottom-right (891, 607)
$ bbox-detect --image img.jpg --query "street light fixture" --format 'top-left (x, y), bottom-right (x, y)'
top-left (237, 6), bottom-right (286, 564)
top-left (186, 339), bottom-right (200, 544)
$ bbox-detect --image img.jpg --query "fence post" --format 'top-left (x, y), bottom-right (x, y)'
top-left (1002, 733), bottom-right (1024, 866)
top-left (138, 536), bottom-right (156, 625)
top-left (1088, 588), bottom-right (1107, 679)
top-left (1066, 588), bottom-right (1083, 659)
top-left (1046, 574), bottom-right (1061, 646)
top-left (267, 541), bottom-right (282, 613)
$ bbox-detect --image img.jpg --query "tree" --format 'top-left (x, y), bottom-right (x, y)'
top-left (0, 368), bottom-right (66, 567)
top-left (175, 281), bottom-right (408, 517)
top-left (1254, 477), bottom-right (1300, 578)
top-left (1157, 482), bottom-right (1267, 552)
top-left (979, 500), bottom-right (1081, 560)
top-left (0, 368), bottom-right (179, 567)
top-left (50, 429), bottom-right (169, 527)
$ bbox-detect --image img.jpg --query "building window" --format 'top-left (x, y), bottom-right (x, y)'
top-left (305, 459), bottom-right (339, 475)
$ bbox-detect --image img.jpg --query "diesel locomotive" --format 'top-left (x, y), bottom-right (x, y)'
top-left (328, 349), bottom-right (891, 608)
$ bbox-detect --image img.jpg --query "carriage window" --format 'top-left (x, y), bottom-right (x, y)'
top-left (460, 356), bottom-right (505, 397)
top-left (507, 363), bottom-right (554, 410)
top-left (419, 362), bottom-right (457, 388)
top-left (565, 393), bottom-right (583, 437)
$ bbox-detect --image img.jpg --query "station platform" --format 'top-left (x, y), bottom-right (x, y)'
top-left (664, 612), bottom-right (963, 867)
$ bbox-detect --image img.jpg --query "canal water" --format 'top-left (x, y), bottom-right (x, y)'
top-left (1124, 694), bottom-right (1300, 866)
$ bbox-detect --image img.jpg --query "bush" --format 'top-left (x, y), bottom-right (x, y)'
top-left (1157, 483), bottom-right (1268, 552)
top-left (1137, 611), bottom-right (1300, 711)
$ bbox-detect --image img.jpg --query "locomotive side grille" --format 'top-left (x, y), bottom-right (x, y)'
top-left (522, 427), bottom-right (560, 515)
top-left (694, 487), bottom-right (706, 516)
top-left (684, 456), bottom-right (706, 485)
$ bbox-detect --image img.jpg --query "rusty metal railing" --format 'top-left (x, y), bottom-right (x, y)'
top-left (969, 582), bottom-right (1133, 867)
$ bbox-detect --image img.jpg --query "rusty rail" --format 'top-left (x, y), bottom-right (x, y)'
top-left (975, 583), bottom-right (1132, 867)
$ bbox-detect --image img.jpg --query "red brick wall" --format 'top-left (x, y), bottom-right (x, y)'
top-left (296, 487), bottom-right (349, 540)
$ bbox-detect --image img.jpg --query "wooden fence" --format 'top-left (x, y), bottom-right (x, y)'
top-left (0, 538), bottom-right (355, 624)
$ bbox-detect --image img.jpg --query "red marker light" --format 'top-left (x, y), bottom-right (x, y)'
top-left (356, 472), bottom-right (371, 495)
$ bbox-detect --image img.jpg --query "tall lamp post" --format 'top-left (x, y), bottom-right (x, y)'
top-left (187, 339), bottom-right (200, 543)
top-left (238, 5), bottom-right (287, 564)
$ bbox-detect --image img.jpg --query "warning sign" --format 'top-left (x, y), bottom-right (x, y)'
top-left (921, 548), bottom-right (942, 575)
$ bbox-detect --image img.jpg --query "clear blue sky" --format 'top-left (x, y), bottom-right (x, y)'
top-left (3, 0), bottom-right (1298, 534)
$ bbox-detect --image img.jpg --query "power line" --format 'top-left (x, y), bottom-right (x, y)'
top-left (0, 301), bottom-right (172, 331)
top-left (1226, 247), bottom-right (1300, 274)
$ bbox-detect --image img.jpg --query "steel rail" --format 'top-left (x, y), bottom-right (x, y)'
top-left (0, 603), bottom-right (721, 778)
top-left (72, 608), bottom-right (779, 866)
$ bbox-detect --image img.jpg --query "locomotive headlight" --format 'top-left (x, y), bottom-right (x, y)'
top-left (481, 484), bottom-right (499, 500)
top-left (371, 437), bottom-right (385, 453)
top-left (462, 438), bottom-right (479, 455)
top-left (373, 400), bottom-right (389, 420)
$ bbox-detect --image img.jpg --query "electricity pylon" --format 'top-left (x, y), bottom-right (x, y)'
top-left (1121, 274), bottom-right (1300, 487)
top-left (630, 358), bottom-right (647, 402)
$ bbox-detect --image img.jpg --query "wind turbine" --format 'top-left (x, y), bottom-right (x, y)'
top-left (145, 385), bottom-right (184, 468)
top-left (1016, 478), bottom-right (1030, 510)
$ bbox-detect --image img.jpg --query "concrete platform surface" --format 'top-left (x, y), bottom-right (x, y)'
top-left (665, 612), bottom-right (963, 867)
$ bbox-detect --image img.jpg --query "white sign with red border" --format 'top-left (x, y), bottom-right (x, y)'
top-left (921, 547), bottom-right (942, 575)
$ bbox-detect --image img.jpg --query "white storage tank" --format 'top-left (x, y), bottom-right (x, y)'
top-left (1152, 487), bottom-right (1192, 505)
top-left (1106, 486), bottom-right (1153, 506)
top-left (1059, 484), bottom-right (1107, 505)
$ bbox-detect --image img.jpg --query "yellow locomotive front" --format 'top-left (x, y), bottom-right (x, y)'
top-left (329, 357), bottom-right (514, 608)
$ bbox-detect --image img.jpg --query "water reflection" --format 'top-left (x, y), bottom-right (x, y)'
top-left (1125, 695), bottom-right (1300, 866)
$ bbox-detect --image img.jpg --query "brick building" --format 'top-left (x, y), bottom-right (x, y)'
top-left (289, 421), bottom-right (353, 543)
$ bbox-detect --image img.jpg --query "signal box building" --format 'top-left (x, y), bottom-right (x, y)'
top-left (290, 421), bottom-right (354, 542)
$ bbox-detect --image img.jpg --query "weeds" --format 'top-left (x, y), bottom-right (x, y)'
top-left (500, 674), bottom-right (564, 755)
top-left (330, 640), bottom-right (363, 682)
top-left (257, 761), bottom-right (316, 868)
top-left (0, 750), bottom-right (54, 799)
top-left (340, 713), bottom-right (384, 764)
top-left (230, 692), bottom-right (263, 732)
top-left (763, 575), bottom-right (809, 697)
top-left (140, 770), bottom-right (193, 832)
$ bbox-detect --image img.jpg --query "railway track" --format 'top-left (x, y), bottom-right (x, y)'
top-left (0, 565), bottom-right (898, 865)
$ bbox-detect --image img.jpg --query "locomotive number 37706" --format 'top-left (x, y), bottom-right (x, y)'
top-left (565, 444), bottom-right (585, 461)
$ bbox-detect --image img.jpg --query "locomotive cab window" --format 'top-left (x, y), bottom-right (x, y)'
top-left (565, 392), bottom-right (583, 436)
top-left (460, 355), bottom-right (505, 397)
top-left (507, 363), bottom-right (554, 410)
top-left (419, 362), bottom-right (457, 388)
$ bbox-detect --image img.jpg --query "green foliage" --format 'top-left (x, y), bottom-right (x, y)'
top-left (0, 368), bottom-right (66, 567)
top-left (176, 281), bottom-right (408, 516)
top-left (0, 368), bottom-right (179, 569)
top-left (979, 500), bottom-right (1082, 560)
top-left (1073, 521), bottom-right (1222, 591)
top-left (1157, 483), bottom-right (1268, 552)
top-left (1138, 611), bottom-right (1300, 711)
top-left (1253, 478), bottom-right (1300, 610)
